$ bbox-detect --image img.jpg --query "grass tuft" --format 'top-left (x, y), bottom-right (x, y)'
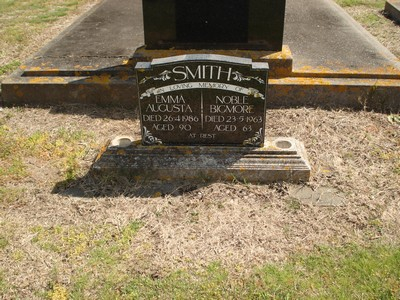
top-left (118, 244), bottom-right (400, 299)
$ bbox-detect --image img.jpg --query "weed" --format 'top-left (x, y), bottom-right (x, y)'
top-left (121, 221), bottom-right (143, 244)
top-left (64, 154), bottom-right (80, 181)
top-left (394, 163), bottom-right (400, 175)
top-left (11, 250), bottom-right (25, 261)
top-left (47, 283), bottom-right (68, 300)
top-left (358, 83), bottom-right (377, 111)
top-left (286, 197), bottom-right (301, 212)
top-left (0, 159), bottom-right (27, 181)
top-left (0, 60), bottom-right (21, 76)
top-left (190, 211), bottom-right (200, 223)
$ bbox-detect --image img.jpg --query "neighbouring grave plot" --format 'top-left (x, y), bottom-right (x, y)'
top-left (385, 0), bottom-right (400, 23)
top-left (135, 54), bottom-right (268, 146)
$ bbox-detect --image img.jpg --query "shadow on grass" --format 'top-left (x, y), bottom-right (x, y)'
top-left (52, 169), bottom-right (209, 198)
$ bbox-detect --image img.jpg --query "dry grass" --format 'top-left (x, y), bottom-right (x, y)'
top-left (0, 105), bottom-right (399, 297)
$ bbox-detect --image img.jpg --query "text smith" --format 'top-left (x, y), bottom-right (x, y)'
top-left (171, 65), bottom-right (232, 82)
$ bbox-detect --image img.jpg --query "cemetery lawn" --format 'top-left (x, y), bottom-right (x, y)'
top-left (0, 105), bottom-right (399, 299)
top-left (0, 0), bottom-right (400, 299)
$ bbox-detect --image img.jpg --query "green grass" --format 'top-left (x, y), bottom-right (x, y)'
top-left (38, 244), bottom-right (397, 299)
top-left (6, 236), bottom-right (396, 299)
top-left (334, 0), bottom-right (389, 30)
top-left (360, 12), bottom-right (382, 24)
top-left (29, 221), bottom-right (144, 298)
top-left (335, 0), bottom-right (385, 8)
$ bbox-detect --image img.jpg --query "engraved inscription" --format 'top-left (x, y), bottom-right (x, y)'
top-left (135, 55), bottom-right (268, 146)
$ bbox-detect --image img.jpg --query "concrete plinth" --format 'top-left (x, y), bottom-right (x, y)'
top-left (1, 0), bottom-right (400, 111)
top-left (92, 137), bottom-right (311, 183)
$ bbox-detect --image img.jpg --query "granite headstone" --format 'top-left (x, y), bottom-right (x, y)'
top-left (135, 54), bottom-right (268, 146)
top-left (142, 0), bottom-right (286, 51)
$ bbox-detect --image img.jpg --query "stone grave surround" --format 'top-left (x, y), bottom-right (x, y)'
top-left (94, 54), bottom-right (311, 183)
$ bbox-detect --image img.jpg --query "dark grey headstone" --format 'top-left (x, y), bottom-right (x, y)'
top-left (142, 0), bottom-right (286, 51)
top-left (135, 54), bottom-right (268, 146)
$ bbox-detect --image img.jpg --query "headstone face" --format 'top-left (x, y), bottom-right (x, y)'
top-left (142, 0), bottom-right (286, 51)
top-left (135, 54), bottom-right (268, 146)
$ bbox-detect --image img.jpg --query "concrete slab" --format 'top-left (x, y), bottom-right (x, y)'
top-left (385, 0), bottom-right (400, 23)
top-left (2, 0), bottom-right (400, 111)
top-left (288, 185), bottom-right (346, 206)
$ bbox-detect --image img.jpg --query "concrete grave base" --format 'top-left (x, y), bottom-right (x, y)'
top-left (92, 137), bottom-right (311, 183)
